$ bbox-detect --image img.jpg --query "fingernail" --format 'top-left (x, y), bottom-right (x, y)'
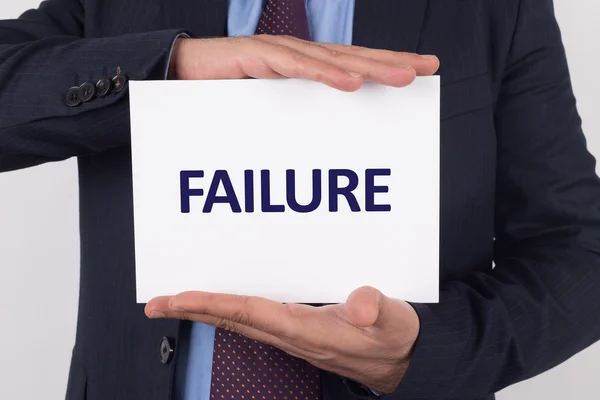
top-left (348, 71), bottom-right (362, 78)
top-left (420, 55), bottom-right (437, 60)
top-left (149, 311), bottom-right (166, 319)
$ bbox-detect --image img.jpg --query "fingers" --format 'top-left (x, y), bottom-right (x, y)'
top-left (316, 42), bottom-right (440, 76)
top-left (258, 43), bottom-right (365, 92)
top-left (146, 295), bottom-right (285, 340)
top-left (254, 35), bottom-right (417, 88)
top-left (242, 35), bottom-right (439, 91)
top-left (255, 34), bottom-right (439, 77)
top-left (145, 294), bottom-right (332, 362)
top-left (145, 296), bottom-right (171, 318)
top-left (166, 291), bottom-right (301, 339)
top-left (151, 306), bottom-right (302, 353)
top-left (182, 36), bottom-right (438, 91)
top-left (146, 292), bottom-right (348, 356)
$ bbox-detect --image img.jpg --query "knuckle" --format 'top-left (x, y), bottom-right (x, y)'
top-left (215, 318), bottom-right (239, 333)
top-left (322, 46), bottom-right (343, 59)
top-left (308, 42), bottom-right (344, 59)
top-left (231, 309), bottom-right (251, 326)
top-left (230, 296), bottom-right (253, 326)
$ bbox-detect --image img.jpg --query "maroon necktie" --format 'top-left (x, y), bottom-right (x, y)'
top-left (209, 330), bottom-right (322, 400)
top-left (209, 4), bottom-right (321, 399)
top-left (255, 0), bottom-right (311, 40)
top-left (210, 5), bottom-right (320, 399)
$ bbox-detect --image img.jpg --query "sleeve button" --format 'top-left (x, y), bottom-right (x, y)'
top-left (65, 86), bottom-right (82, 107)
top-left (111, 74), bottom-right (127, 94)
top-left (78, 82), bottom-right (96, 103)
top-left (96, 78), bottom-right (112, 97)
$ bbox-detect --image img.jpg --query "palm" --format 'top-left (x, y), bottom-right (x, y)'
top-left (146, 286), bottom-right (419, 393)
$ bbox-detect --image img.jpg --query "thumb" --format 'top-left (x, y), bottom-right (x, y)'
top-left (343, 286), bottom-right (388, 328)
top-left (344, 286), bottom-right (417, 331)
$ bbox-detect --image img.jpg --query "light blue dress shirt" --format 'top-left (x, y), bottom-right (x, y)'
top-left (174, 1), bottom-right (355, 399)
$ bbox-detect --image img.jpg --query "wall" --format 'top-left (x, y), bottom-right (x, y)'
top-left (0, 1), bottom-right (598, 398)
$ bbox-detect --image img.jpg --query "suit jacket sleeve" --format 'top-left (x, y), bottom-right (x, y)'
top-left (0, 0), bottom-right (187, 172)
top-left (391, 0), bottom-right (600, 398)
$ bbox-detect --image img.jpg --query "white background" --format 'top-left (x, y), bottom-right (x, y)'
top-left (0, 1), bottom-right (598, 399)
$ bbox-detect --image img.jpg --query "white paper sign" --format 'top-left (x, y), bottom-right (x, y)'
top-left (129, 77), bottom-right (440, 304)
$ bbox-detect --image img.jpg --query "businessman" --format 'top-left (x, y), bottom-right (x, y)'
top-left (2, 0), bottom-right (600, 399)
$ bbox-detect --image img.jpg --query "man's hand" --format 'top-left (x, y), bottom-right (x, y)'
top-left (169, 35), bottom-right (439, 91)
top-left (145, 286), bottom-right (420, 394)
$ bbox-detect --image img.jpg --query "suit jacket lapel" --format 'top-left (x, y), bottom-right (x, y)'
top-left (352, 0), bottom-right (428, 53)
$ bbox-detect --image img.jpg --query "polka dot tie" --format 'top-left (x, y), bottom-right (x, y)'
top-left (209, 330), bottom-right (322, 400)
top-left (255, 0), bottom-right (311, 40)
top-left (210, 3), bottom-right (317, 398)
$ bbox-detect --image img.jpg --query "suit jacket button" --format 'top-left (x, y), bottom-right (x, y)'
top-left (96, 78), bottom-right (112, 97)
top-left (65, 86), bottom-right (81, 107)
top-left (111, 74), bottom-right (127, 94)
top-left (159, 336), bottom-right (174, 364)
top-left (78, 82), bottom-right (96, 103)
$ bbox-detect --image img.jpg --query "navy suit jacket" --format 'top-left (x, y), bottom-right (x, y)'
top-left (2, 1), bottom-right (600, 399)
